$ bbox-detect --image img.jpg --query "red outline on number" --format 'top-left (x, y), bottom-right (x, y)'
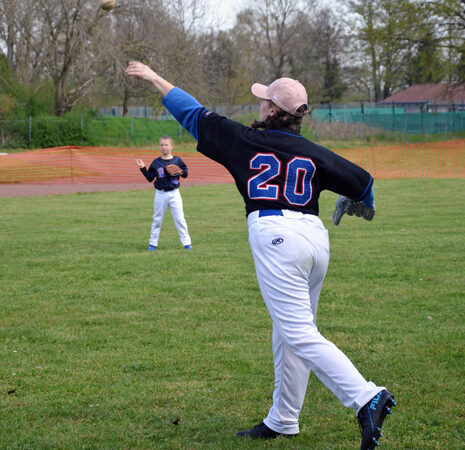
top-left (247, 153), bottom-right (281, 201)
top-left (284, 156), bottom-right (316, 206)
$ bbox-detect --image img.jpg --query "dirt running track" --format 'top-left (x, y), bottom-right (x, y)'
top-left (2, 140), bottom-right (464, 197)
top-left (0, 148), bottom-right (234, 197)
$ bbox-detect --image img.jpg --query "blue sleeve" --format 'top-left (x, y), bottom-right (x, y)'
top-left (358, 185), bottom-right (374, 208)
top-left (140, 161), bottom-right (157, 182)
top-left (162, 87), bottom-right (206, 141)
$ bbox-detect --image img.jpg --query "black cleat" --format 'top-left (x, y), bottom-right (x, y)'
top-left (236, 421), bottom-right (298, 439)
top-left (357, 390), bottom-right (396, 449)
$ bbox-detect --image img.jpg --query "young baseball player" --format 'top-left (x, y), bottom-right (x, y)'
top-left (135, 135), bottom-right (192, 251)
top-left (126, 62), bottom-right (395, 449)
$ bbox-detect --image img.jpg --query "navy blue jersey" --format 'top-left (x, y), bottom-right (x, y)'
top-left (162, 87), bottom-right (373, 216)
top-left (140, 156), bottom-right (188, 191)
top-left (197, 113), bottom-right (372, 216)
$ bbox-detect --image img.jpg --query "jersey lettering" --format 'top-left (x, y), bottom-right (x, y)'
top-left (248, 154), bottom-right (316, 206)
top-left (284, 157), bottom-right (316, 206)
top-left (248, 154), bottom-right (281, 200)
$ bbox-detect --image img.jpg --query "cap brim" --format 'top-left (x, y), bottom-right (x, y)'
top-left (251, 83), bottom-right (269, 100)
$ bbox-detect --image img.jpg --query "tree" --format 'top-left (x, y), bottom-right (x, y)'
top-left (312, 8), bottom-right (347, 103)
top-left (232, 0), bottom-right (307, 81)
top-left (260, 0), bottom-right (303, 79)
top-left (405, 28), bottom-right (445, 85)
top-left (98, 0), bottom-right (170, 117)
top-left (345, 0), bottom-right (425, 100)
top-left (377, 0), bottom-right (410, 98)
top-left (455, 43), bottom-right (465, 81)
top-left (322, 58), bottom-right (347, 103)
top-left (230, 3), bottom-right (347, 104)
top-left (38, 0), bottom-right (118, 115)
top-left (121, 0), bottom-right (209, 108)
top-left (230, 8), bottom-right (270, 87)
top-left (424, 0), bottom-right (465, 83)
top-left (201, 31), bottom-right (251, 112)
top-left (344, 0), bottom-right (383, 101)
top-left (0, 0), bottom-right (119, 115)
top-left (0, 0), bottom-right (38, 82)
top-left (0, 52), bottom-right (15, 115)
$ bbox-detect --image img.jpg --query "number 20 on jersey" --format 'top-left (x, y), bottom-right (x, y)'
top-left (248, 153), bottom-right (316, 206)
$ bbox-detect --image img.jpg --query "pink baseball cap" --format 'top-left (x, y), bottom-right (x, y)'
top-left (251, 77), bottom-right (308, 117)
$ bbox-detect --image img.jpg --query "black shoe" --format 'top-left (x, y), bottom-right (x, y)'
top-left (236, 421), bottom-right (298, 439)
top-left (357, 390), bottom-right (396, 449)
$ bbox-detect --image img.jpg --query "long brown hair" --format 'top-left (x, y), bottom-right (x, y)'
top-left (251, 101), bottom-right (306, 133)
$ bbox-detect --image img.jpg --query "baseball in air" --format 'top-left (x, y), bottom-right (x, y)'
top-left (100, 0), bottom-right (115, 11)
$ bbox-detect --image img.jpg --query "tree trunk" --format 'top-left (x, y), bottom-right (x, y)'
top-left (122, 86), bottom-right (129, 117)
top-left (54, 79), bottom-right (66, 116)
top-left (7, 23), bottom-right (14, 68)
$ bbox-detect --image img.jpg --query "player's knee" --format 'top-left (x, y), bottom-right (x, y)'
top-left (281, 324), bottom-right (320, 347)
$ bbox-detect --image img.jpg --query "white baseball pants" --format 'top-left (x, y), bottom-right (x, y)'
top-left (149, 189), bottom-right (191, 247)
top-left (247, 210), bottom-right (383, 435)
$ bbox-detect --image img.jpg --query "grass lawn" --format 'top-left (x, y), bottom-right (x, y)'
top-left (1, 179), bottom-right (464, 449)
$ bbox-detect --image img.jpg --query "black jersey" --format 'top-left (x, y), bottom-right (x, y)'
top-left (140, 156), bottom-right (188, 191)
top-left (197, 112), bottom-right (373, 216)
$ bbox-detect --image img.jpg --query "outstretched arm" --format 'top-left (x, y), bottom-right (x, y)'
top-left (135, 158), bottom-right (157, 182)
top-left (125, 61), bottom-right (174, 98)
top-left (125, 61), bottom-right (205, 141)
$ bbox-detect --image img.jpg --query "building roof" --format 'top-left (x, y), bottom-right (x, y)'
top-left (380, 83), bottom-right (465, 104)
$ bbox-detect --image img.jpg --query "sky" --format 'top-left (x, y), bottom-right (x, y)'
top-left (202, 0), bottom-right (247, 29)
top-left (203, 0), bottom-right (339, 30)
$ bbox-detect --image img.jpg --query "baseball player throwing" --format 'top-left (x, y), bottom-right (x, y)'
top-left (136, 135), bottom-right (192, 251)
top-left (126, 61), bottom-right (395, 449)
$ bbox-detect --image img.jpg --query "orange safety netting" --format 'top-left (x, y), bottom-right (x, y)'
top-left (0, 146), bottom-right (233, 185)
top-left (333, 139), bottom-right (465, 179)
top-left (0, 141), bottom-right (464, 185)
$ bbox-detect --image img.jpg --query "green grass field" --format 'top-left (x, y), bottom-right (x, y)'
top-left (1, 180), bottom-right (464, 449)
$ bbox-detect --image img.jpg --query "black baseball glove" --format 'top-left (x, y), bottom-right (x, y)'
top-left (332, 195), bottom-right (375, 225)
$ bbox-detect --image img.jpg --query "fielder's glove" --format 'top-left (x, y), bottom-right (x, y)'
top-left (165, 164), bottom-right (183, 176)
top-left (332, 195), bottom-right (375, 226)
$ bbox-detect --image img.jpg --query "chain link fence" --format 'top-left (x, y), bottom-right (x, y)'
top-left (311, 102), bottom-right (465, 137)
top-left (1, 102), bottom-right (465, 149)
top-left (0, 115), bottom-right (193, 149)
